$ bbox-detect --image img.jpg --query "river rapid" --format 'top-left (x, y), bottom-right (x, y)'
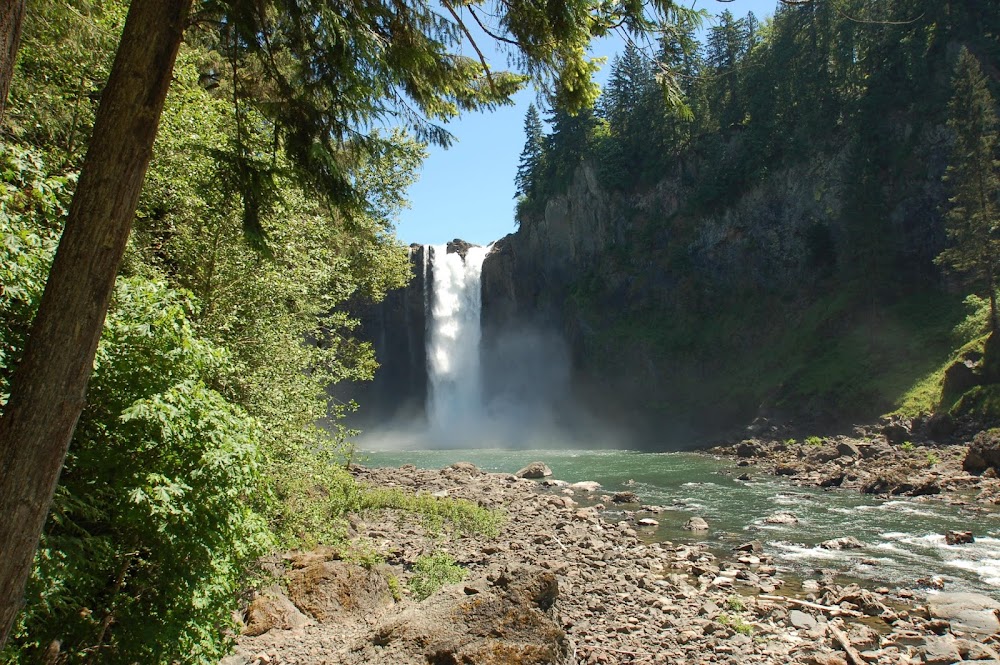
top-left (361, 448), bottom-right (1000, 598)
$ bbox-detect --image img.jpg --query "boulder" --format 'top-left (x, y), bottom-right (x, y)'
top-left (764, 511), bottom-right (799, 525)
top-left (736, 441), bottom-right (761, 458)
top-left (637, 518), bottom-right (659, 527)
top-left (447, 461), bottom-right (480, 475)
top-left (243, 586), bottom-right (314, 636)
top-left (683, 517), bottom-right (710, 531)
top-left (788, 609), bottom-right (817, 630)
top-left (570, 481), bottom-right (601, 492)
top-left (285, 560), bottom-right (394, 622)
top-left (819, 536), bottom-right (864, 550)
top-left (964, 429), bottom-right (1000, 475)
top-left (516, 461), bottom-right (553, 479)
top-left (945, 530), bottom-right (974, 545)
top-left (942, 357), bottom-right (981, 401)
top-left (882, 419), bottom-right (911, 445)
top-left (927, 592), bottom-right (1000, 636)
top-left (920, 635), bottom-right (963, 665)
top-left (611, 491), bottom-right (641, 504)
top-left (368, 567), bottom-right (569, 665)
top-left (836, 441), bottom-right (862, 458)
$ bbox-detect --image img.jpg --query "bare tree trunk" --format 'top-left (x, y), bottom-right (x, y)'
top-left (0, 0), bottom-right (191, 647)
top-left (0, 0), bottom-right (25, 122)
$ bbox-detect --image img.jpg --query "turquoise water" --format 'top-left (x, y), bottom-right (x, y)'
top-left (360, 447), bottom-right (1000, 598)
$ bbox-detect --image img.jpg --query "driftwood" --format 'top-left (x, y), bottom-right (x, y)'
top-left (757, 595), bottom-right (864, 618)
top-left (829, 620), bottom-right (866, 665)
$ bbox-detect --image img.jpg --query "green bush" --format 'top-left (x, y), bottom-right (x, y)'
top-left (408, 552), bottom-right (466, 601)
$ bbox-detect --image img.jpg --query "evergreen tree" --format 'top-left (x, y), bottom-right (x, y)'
top-left (515, 103), bottom-right (544, 199)
top-left (937, 48), bottom-right (1000, 331)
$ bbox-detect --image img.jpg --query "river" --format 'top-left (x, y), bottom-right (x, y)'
top-left (361, 447), bottom-right (1000, 598)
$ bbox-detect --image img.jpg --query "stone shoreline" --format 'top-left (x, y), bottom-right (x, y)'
top-left (226, 458), bottom-right (1000, 665)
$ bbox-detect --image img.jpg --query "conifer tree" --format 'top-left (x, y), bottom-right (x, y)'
top-left (937, 47), bottom-right (1000, 331)
top-left (515, 103), bottom-right (544, 199)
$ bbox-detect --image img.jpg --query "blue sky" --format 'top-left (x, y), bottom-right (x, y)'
top-left (393, 0), bottom-right (781, 247)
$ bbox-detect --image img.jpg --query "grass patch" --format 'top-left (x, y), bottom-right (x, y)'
top-left (408, 551), bottom-right (466, 600)
top-left (356, 487), bottom-right (504, 538)
top-left (949, 384), bottom-right (1000, 423)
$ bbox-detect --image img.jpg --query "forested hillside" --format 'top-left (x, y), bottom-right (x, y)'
top-left (494, 0), bottom-right (1000, 441)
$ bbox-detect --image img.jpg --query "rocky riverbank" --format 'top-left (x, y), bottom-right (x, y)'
top-left (709, 428), bottom-right (1000, 507)
top-left (224, 461), bottom-right (1000, 665)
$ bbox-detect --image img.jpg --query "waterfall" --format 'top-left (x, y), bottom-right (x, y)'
top-left (426, 244), bottom-right (489, 432)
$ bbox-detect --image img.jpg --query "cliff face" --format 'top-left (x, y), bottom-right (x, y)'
top-left (338, 244), bottom-right (429, 428)
top-left (481, 133), bottom-right (957, 445)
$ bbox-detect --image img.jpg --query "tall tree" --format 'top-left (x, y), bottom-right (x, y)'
top-left (515, 103), bottom-right (544, 199)
top-left (937, 48), bottom-right (1000, 331)
top-left (0, 0), bottom-right (690, 647)
top-left (0, 0), bottom-right (25, 121)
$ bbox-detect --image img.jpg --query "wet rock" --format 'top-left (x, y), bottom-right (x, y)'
top-left (611, 491), bottom-right (640, 504)
top-left (570, 481), bottom-right (601, 492)
top-left (819, 537), bottom-right (864, 550)
top-left (637, 518), bottom-right (659, 527)
top-left (683, 517), bottom-right (709, 531)
top-left (734, 540), bottom-right (763, 553)
top-left (927, 592), bottom-right (1000, 635)
top-left (516, 461), bottom-right (553, 479)
top-left (764, 511), bottom-right (799, 525)
top-left (775, 463), bottom-right (799, 476)
top-left (736, 441), bottom-right (762, 457)
top-left (944, 530), bottom-right (974, 545)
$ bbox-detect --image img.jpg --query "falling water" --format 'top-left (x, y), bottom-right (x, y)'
top-left (426, 244), bottom-right (489, 432)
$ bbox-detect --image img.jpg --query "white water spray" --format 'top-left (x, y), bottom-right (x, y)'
top-left (426, 244), bottom-right (489, 432)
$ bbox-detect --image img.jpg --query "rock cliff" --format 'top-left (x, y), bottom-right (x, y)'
top-left (481, 133), bottom-right (956, 445)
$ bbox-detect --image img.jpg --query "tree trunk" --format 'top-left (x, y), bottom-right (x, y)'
top-left (0, 0), bottom-right (191, 648)
top-left (0, 0), bottom-right (25, 122)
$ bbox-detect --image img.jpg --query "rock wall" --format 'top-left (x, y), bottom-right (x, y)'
top-left (336, 244), bottom-right (429, 428)
top-left (480, 135), bottom-right (952, 445)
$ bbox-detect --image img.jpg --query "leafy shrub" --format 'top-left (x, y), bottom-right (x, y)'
top-left (805, 436), bottom-right (823, 446)
top-left (3, 276), bottom-right (272, 664)
top-left (408, 551), bottom-right (466, 601)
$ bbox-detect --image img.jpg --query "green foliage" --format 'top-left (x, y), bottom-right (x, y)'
top-left (0, 145), bottom-right (68, 403)
top-left (805, 436), bottom-right (823, 447)
top-left (4, 278), bottom-right (272, 664)
top-left (949, 384), bottom-right (1000, 424)
top-left (925, 451), bottom-right (941, 467)
top-left (901, 441), bottom-right (915, 452)
top-left (355, 488), bottom-right (504, 540)
top-left (725, 595), bottom-right (745, 612)
top-left (936, 47), bottom-right (1000, 330)
top-left (408, 552), bottom-right (466, 601)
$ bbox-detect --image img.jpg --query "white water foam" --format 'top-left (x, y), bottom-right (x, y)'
top-left (426, 244), bottom-right (489, 434)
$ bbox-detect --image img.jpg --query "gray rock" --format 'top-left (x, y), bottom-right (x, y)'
top-left (965, 429), bottom-right (1000, 474)
top-left (927, 592), bottom-right (1000, 635)
top-left (836, 441), bottom-right (862, 458)
top-left (764, 511), bottom-right (798, 525)
top-left (788, 609), bottom-right (817, 630)
top-left (683, 517), bottom-right (709, 531)
top-left (516, 461), bottom-right (553, 479)
top-left (819, 536), bottom-right (864, 550)
top-left (570, 480), bottom-right (601, 492)
top-left (611, 491), bottom-right (641, 504)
